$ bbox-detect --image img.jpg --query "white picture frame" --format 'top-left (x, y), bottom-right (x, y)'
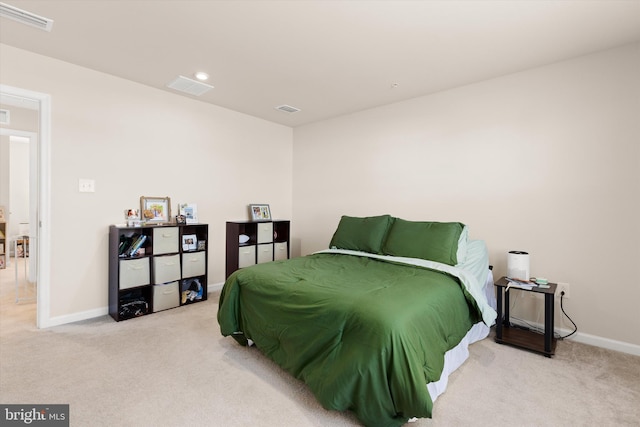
top-left (179, 203), bottom-right (198, 224)
top-left (182, 234), bottom-right (197, 251)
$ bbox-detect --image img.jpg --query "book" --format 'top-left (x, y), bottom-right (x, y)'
top-left (128, 235), bottom-right (147, 257)
top-left (118, 236), bottom-right (134, 256)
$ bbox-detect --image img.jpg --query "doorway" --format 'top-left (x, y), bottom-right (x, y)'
top-left (0, 84), bottom-right (51, 329)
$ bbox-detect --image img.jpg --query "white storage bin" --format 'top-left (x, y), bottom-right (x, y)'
top-left (153, 281), bottom-right (179, 312)
top-left (153, 254), bottom-right (181, 284)
top-left (182, 251), bottom-right (206, 278)
top-left (153, 227), bottom-right (179, 255)
top-left (257, 222), bottom-right (273, 244)
top-left (274, 242), bottom-right (288, 261)
top-left (257, 244), bottom-right (273, 264)
top-left (119, 258), bottom-right (150, 290)
top-left (238, 245), bottom-right (256, 268)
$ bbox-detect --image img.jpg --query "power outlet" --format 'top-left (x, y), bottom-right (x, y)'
top-left (78, 178), bottom-right (95, 193)
top-left (556, 282), bottom-right (570, 299)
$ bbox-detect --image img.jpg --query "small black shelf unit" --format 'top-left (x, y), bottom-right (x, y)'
top-left (225, 220), bottom-right (290, 279)
top-left (108, 223), bottom-right (208, 321)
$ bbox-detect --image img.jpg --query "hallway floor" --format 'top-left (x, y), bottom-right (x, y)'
top-left (0, 256), bottom-right (36, 335)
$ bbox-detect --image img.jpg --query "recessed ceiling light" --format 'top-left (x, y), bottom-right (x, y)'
top-left (194, 72), bottom-right (209, 81)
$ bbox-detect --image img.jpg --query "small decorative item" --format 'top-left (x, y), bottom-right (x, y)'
top-left (249, 204), bottom-right (271, 221)
top-left (0, 205), bottom-right (5, 222)
top-left (176, 215), bottom-right (186, 225)
top-left (178, 203), bottom-right (198, 224)
top-left (197, 240), bottom-right (206, 251)
top-left (125, 208), bottom-right (141, 227)
top-left (182, 234), bottom-right (197, 251)
top-left (140, 196), bottom-right (171, 224)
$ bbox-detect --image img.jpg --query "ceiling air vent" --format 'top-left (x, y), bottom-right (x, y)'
top-left (275, 105), bottom-right (301, 114)
top-left (167, 75), bottom-right (214, 96)
top-left (0, 109), bottom-right (9, 125)
top-left (0, 2), bottom-right (54, 31)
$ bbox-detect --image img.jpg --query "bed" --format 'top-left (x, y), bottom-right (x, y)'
top-left (218, 215), bottom-right (497, 427)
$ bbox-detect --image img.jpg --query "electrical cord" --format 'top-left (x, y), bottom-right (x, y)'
top-left (505, 288), bottom-right (578, 340)
top-left (558, 291), bottom-right (578, 339)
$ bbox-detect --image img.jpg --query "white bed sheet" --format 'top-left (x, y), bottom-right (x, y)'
top-left (426, 268), bottom-right (496, 403)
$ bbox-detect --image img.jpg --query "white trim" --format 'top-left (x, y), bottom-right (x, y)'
top-left (46, 307), bottom-right (108, 328)
top-left (0, 84), bottom-right (52, 329)
top-left (208, 281), bottom-right (224, 291)
top-left (557, 327), bottom-right (640, 357)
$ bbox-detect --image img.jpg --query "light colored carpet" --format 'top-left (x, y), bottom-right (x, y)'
top-left (1, 262), bottom-right (639, 426)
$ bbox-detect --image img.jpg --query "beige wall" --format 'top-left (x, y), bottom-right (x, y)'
top-left (293, 43), bottom-right (640, 349)
top-left (0, 44), bottom-right (293, 321)
top-left (1, 41), bottom-right (638, 352)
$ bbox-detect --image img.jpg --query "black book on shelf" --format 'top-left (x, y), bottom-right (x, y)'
top-left (118, 236), bottom-right (134, 256)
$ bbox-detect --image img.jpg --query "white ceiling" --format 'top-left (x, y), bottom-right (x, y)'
top-left (1, 1), bottom-right (639, 127)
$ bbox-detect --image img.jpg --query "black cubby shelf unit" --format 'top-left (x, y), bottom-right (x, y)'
top-left (225, 220), bottom-right (290, 279)
top-left (108, 223), bottom-right (208, 321)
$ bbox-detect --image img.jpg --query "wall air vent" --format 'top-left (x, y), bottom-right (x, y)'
top-left (275, 104), bottom-right (301, 113)
top-left (0, 109), bottom-right (9, 125)
top-left (167, 75), bottom-right (214, 96)
top-left (0, 2), bottom-right (54, 31)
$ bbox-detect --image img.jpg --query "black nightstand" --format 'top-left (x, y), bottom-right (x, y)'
top-left (494, 276), bottom-right (557, 357)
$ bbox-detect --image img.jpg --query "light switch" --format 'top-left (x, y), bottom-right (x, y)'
top-left (79, 178), bottom-right (95, 193)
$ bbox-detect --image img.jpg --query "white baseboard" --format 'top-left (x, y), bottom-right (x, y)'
top-left (42, 282), bottom-right (225, 328)
top-left (559, 327), bottom-right (640, 356)
top-left (208, 281), bottom-right (224, 291)
top-left (41, 306), bottom-right (109, 328)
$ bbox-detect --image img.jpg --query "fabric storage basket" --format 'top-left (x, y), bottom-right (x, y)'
top-left (238, 245), bottom-right (256, 268)
top-left (153, 227), bottom-right (179, 255)
top-left (153, 281), bottom-right (179, 312)
top-left (182, 251), bottom-right (205, 278)
top-left (274, 242), bottom-right (288, 261)
top-left (119, 258), bottom-right (150, 290)
top-left (153, 254), bottom-right (181, 284)
top-left (257, 222), bottom-right (273, 244)
top-left (257, 244), bottom-right (273, 264)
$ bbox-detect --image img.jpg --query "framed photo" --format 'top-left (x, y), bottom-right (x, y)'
top-left (125, 208), bottom-right (139, 219)
top-left (178, 203), bottom-right (198, 224)
top-left (182, 234), bottom-right (197, 251)
top-left (249, 204), bottom-right (271, 221)
top-left (175, 214), bottom-right (186, 225)
top-left (140, 196), bottom-right (171, 223)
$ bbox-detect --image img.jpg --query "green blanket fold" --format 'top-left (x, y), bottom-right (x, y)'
top-left (218, 253), bottom-right (480, 427)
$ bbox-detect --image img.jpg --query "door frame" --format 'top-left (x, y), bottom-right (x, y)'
top-left (0, 84), bottom-right (51, 328)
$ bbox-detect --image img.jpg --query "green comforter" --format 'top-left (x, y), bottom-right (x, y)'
top-left (218, 253), bottom-right (482, 427)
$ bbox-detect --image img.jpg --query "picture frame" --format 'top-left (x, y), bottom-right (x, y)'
top-left (178, 203), bottom-right (198, 224)
top-left (175, 214), bottom-right (186, 225)
top-left (182, 234), bottom-right (197, 251)
top-left (140, 196), bottom-right (171, 224)
top-left (249, 204), bottom-right (271, 221)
